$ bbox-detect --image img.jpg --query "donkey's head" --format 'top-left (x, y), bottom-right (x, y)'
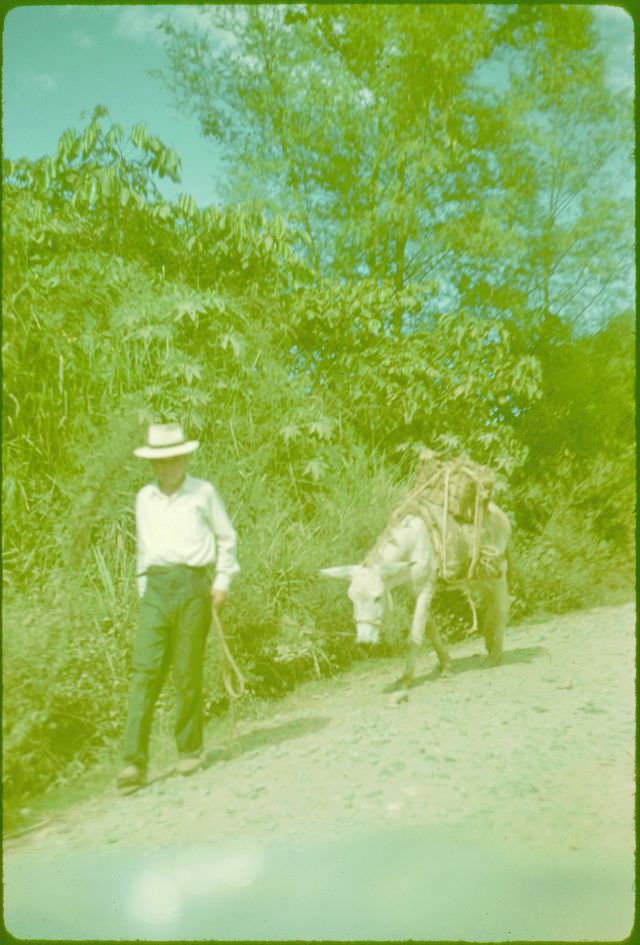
top-left (320, 562), bottom-right (413, 644)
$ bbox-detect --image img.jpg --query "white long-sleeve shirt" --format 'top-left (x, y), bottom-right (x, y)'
top-left (135, 474), bottom-right (239, 597)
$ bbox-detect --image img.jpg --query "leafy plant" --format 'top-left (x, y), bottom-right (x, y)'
top-left (2, 15), bottom-right (634, 817)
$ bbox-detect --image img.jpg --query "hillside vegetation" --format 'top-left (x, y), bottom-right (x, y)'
top-left (2, 5), bottom-right (634, 814)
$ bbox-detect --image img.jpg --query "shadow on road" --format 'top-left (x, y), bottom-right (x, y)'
top-left (401, 645), bottom-right (551, 692)
top-left (203, 715), bottom-right (331, 767)
top-left (451, 644), bottom-right (550, 674)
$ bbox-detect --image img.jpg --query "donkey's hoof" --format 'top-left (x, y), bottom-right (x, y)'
top-left (484, 654), bottom-right (502, 668)
top-left (389, 688), bottom-right (409, 706)
top-left (438, 663), bottom-right (453, 678)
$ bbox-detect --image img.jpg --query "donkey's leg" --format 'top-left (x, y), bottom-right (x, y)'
top-left (427, 616), bottom-right (453, 676)
top-left (463, 587), bottom-right (479, 635)
top-left (396, 641), bottom-right (421, 690)
top-left (397, 585), bottom-right (434, 687)
top-left (472, 581), bottom-right (493, 654)
top-left (413, 582), bottom-right (451, 677)
top-left (483, 568), bottom-right (509, 664)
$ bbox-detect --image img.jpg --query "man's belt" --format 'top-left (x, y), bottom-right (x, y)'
top-left (140, 564), bottom-right (212, 577)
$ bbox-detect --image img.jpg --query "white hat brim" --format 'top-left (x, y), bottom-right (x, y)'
top-left (134, 440), bottom-right (199, 459)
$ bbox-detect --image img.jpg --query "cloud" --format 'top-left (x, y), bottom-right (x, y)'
top-left (114, 5), bottom-right (232, 47)
top-left (70, 29), bottom-right (96, 49)
top-left (26, 72), bottom-right (58, 93)
top-left (114, 6), bottom-right (165, 46)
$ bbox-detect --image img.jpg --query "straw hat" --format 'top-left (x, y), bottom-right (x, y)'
top-left (134, 422), bottom-right (199, 459)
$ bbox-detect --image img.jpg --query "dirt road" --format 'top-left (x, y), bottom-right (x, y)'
top-left (4, 602), bottom-right (635, 940)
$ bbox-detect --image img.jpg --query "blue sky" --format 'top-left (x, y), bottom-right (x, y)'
top-left (2, 4), bottom-right (635, 208)
top-left (2, 5), bottom-right (229, 204)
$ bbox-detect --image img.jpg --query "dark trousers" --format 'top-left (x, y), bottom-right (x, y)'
top-left (123, 565), bottom-right (211, 769)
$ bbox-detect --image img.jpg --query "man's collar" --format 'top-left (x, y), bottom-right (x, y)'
top-left (151, 474), bottom-right (192, 498)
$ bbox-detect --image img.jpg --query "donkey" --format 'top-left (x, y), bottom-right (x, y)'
top-left (321, 503), bottom-right (511, 689)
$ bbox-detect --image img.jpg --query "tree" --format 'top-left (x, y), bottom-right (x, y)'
top-left (509, 309), bottom-right (635, 547)
top-left (2, 111), bottom-right (288, 571)
top-left (274, 279), bottom-right (541, 474)
top-left (160, 5), bottom-right (632, 331)
top-left (160, 4), bottom-right (501, 290)
top-left (162, 6), bottom-right (580, 475)
top-left (450, 5), bottom-right (633, 332)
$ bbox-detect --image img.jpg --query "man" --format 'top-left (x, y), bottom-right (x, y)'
top-left (117, 422), bottom-right (239, 794)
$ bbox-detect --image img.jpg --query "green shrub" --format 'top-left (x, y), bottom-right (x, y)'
top-left (510, 512), bottom-right (633, 621)
top-left (3, 111), bottom-right (633, 819)
top-left (3, 582), bottom-right (126, 802)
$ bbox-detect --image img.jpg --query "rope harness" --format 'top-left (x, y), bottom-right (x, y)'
top-left (444, 461), bottom-right (484, 581)
top-left (391, 453), bottom-right (498, 586)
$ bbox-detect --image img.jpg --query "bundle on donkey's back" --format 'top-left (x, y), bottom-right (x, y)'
top-left (321, 450), bottom-right (512, 690)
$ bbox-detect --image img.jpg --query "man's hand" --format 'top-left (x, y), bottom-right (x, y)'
top-left (211, 588), bottom-right (227, 610)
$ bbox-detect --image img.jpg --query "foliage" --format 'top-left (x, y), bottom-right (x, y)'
top-left (2, 579), bottom-right (132, 802)
top-left (509, 310), bottom-right (635, 559)
top-left (162, 5), bottom-right (496, 282)
top-left (2, 4), bottom-right (635, 817)
top-left (160, 4), bottom-right (632, 331)
top-left (278, 281), bottom-right (542, 470)
top-left (509, 506), bottom-right (634, 622)
top-left (456, 6), bottom-right (633, 333)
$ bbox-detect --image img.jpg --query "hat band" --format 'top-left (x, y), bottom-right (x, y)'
top-left (147, 438), bottom-right (188, 450)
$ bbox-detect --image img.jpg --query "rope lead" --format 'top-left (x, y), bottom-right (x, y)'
top-left (211, 607), bottom-right (246, 701)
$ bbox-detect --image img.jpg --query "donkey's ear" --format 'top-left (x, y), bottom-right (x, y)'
top-left (320, 566), bottom-right (356, 580)
top-left (378, 561), bottom-right (414, 582)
